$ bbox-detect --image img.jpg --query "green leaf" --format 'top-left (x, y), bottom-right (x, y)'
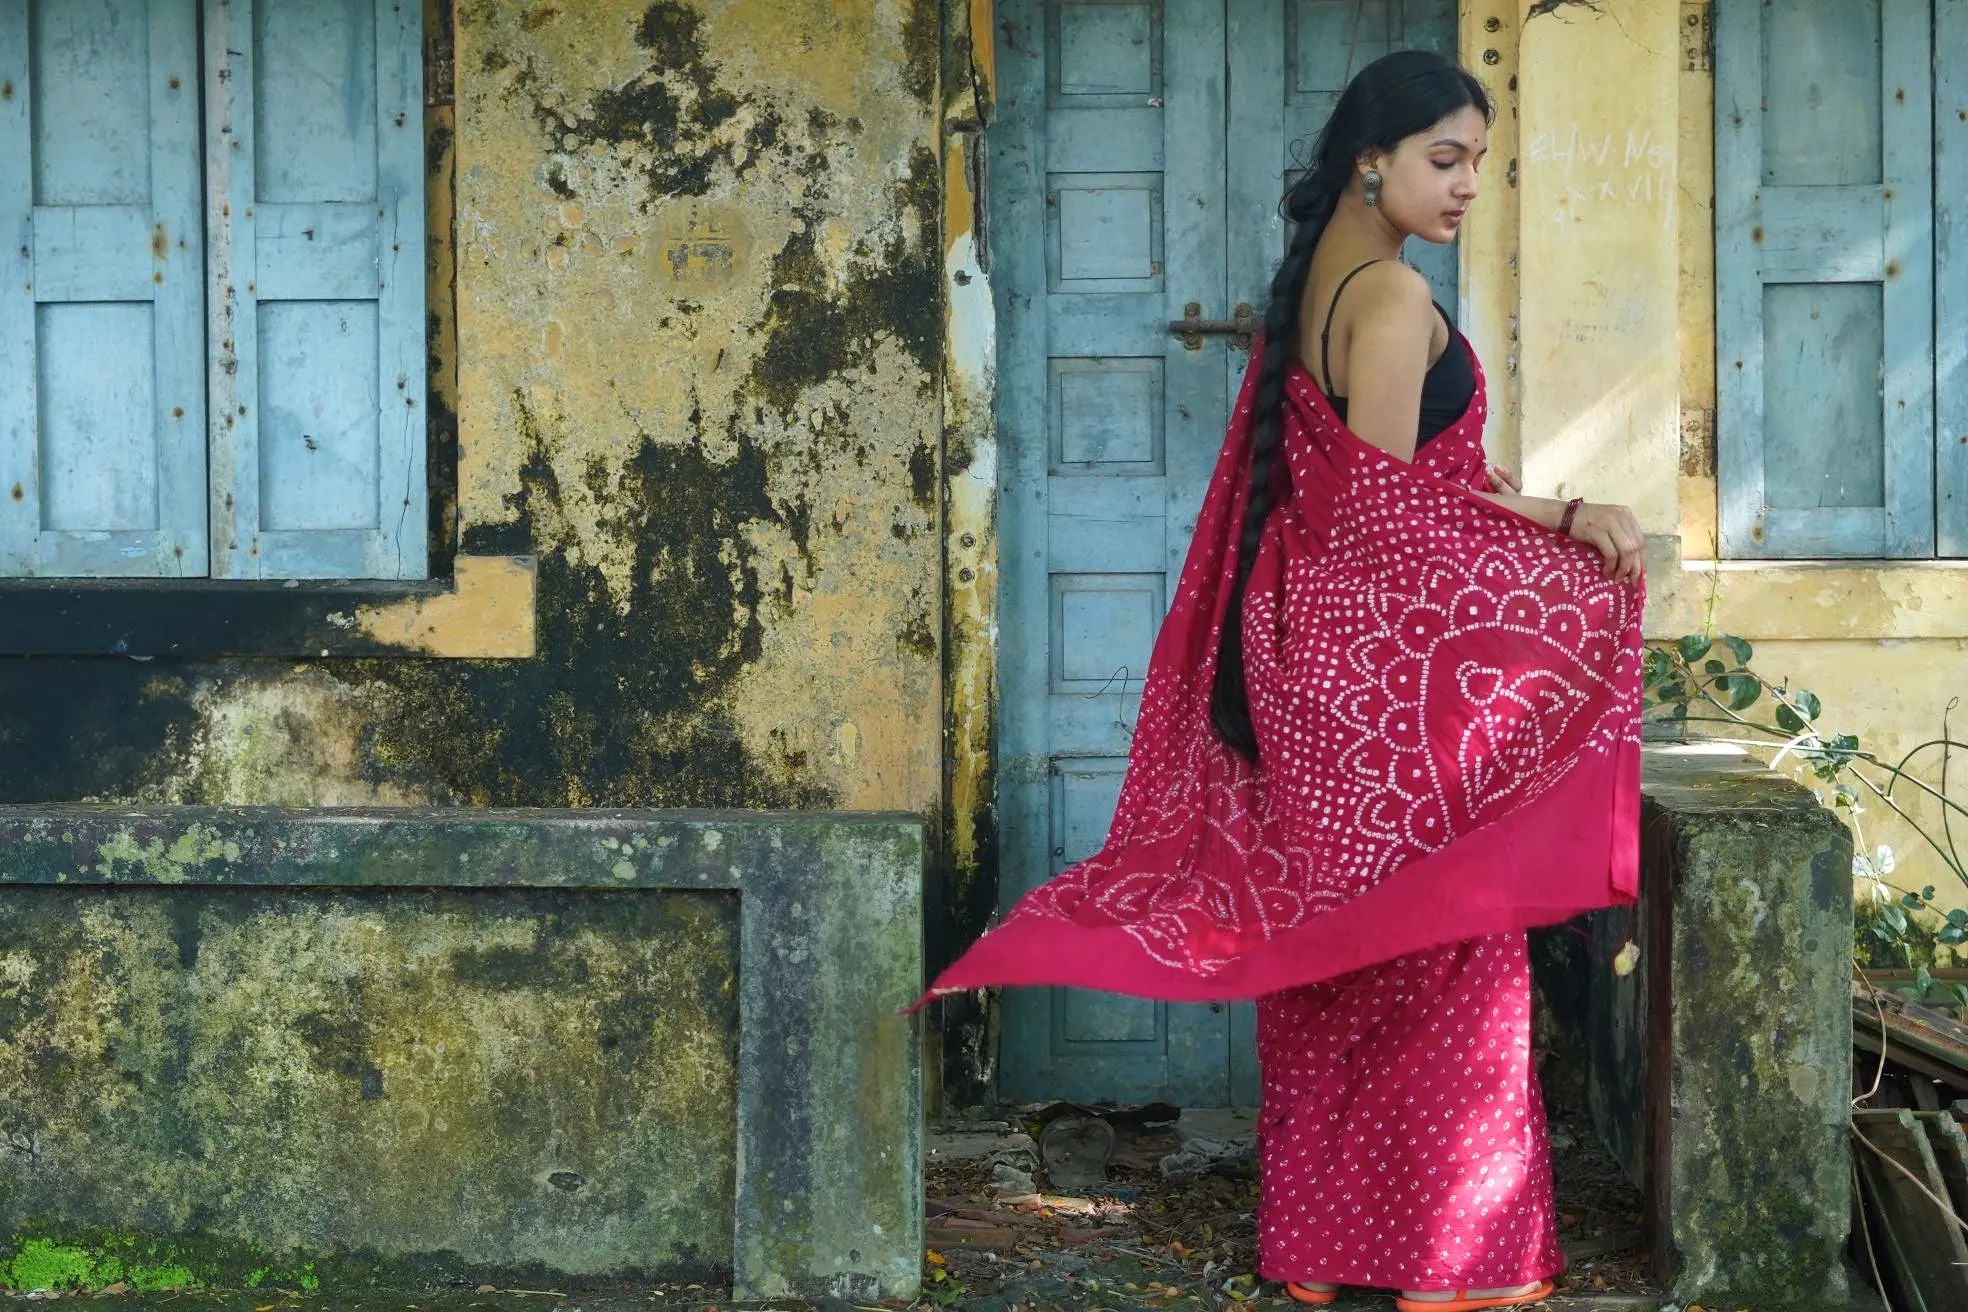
top-left (1918, 965), bottom-right (1935, 997)
top-left (1775, 704), bottom-right (1805, 733)
top-left (1925, 886), bottom-right (1938, 901)
top-left (1729, 679), bottom-right (1762, 711)
top-left (1947, 908), bottom-right (1966, 928)
top-left (1794, 689), bottom-right (1822, 720)
top-left (1950, 983), bottom-right (1968, 1011)
top-left (1677, 634), bottom-right (1713, 664)
top-left (1905, 893), bottom-right (1926, 909)
top-left (1899, 985), bottom-right (1927, 1001)
top-left (1720, 634), bottom-right (1753, 664)
top-left (1884, 904), bottom-right (1910, 934)
top-left (1871, 921), bottom-right (1898, 944)
top-left (1672, 702), bottom-right (1689, 721)
top-left (1704, 659), bottom-right (1727, 676)
top-left (1941, 925), bottom-right (1966, 946)
top-left (1659, 681), bottom-right (1687, 702)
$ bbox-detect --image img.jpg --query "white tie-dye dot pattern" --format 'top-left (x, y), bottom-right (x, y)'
top-left (927, 335), bottom-right (1641, 1010)
top-left (1256, 933), bottom-right (1563, 1291)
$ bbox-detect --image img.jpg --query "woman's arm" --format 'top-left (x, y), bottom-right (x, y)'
top-left (1331, 264), bottom-right (1434, 463)
top-left (1472, 488), bottom-right (1646, 584)
top-left (1340, 270), bottom-right (1645, 583)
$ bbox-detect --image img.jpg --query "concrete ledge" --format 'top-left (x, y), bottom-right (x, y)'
top-left (0, 807), bottom-right (922, 1302)
top-left (1585, 746), bottom-right (1852, 1312)
top-left (1642, 534), bottom-right (1968, 641)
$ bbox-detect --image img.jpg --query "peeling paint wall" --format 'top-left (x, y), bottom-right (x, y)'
top-left (0, 0), bottom-right (944, 818)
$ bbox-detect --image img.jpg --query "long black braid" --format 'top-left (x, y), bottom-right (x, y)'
top-left (1208, 50), bottom-right (1492, 761)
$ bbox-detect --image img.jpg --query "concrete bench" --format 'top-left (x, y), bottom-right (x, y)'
top-left (0, 807), bottom-right (921, 1301)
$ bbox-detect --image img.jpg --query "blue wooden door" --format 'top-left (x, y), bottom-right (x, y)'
top-left (993, 0), bottom-right (1457, 1107)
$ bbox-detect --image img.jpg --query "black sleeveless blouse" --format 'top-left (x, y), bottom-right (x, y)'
top-left (1317, 259), bottom-right (1477, 449)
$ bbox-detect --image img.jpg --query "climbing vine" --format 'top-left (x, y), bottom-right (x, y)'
top-left (1644, 627), bottom-right (1968, 1009)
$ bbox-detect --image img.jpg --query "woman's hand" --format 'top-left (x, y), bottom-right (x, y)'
top-left (1567, 502), bottom-right (1645, 583)
top-left (1485, 463), bottom-right (1521, 495)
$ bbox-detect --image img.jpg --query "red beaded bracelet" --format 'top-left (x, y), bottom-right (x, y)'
top-left (1558, 496), bottom-right (1585, 536)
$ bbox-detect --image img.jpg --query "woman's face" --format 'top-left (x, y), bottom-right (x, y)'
top-left (1367, 105), bottom-right (1488, 245)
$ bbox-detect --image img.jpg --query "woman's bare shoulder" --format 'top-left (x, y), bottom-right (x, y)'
top-left (1345, 260), bottom-right (1434, 321)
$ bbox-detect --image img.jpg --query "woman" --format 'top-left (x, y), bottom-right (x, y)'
top-left (928, 51), bottom-right (1646, 1311)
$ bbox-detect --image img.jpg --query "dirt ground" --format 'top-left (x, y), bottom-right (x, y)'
top-left (1, 1110), bottom-right (1652, 1312)
top-left (921, 1106), bottom-right (1655, 1312)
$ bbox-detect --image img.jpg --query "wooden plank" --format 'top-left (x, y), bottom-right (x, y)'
top-left (994, 0), bottom-right (1066, 1104)
top-left (1856, 1150), bottom-right (1933, 1312)
top-left (0, 0), bottom-right (42, 572)
top-left (1877, 0), bottom-right (1936, 558)
top-left (1938, 0), bottom-right (1968, 554)
top-left (1852, 1109), bottom-right (1968, 1308)
top-left (1152, 0), bottom-right (1230, 1107)
top-left (1712, 0), bottom-right (1767, 560)
top-left (1916, 1111), bottom-right (1968, 1221)
top-left (1855, 1027), bottom-right (1968, 1094)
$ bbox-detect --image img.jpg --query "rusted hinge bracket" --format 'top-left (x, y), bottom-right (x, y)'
top-left (1681, 0), bottom-right (1713, 72)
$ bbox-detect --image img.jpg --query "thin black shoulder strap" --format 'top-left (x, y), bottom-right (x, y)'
top-left (1319, 259), bottom-right (1383, 394)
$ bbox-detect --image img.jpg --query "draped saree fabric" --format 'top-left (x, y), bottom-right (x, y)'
top-left (929, 338), bottom-right (1644, 1004)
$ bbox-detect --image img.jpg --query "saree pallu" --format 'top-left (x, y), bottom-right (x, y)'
top-left (925, 337), bottom-right (1644, 1003)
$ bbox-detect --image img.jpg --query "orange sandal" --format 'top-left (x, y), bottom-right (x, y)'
top-left (1286, 1284), bottom-right (1340, 1305)
top-left (1393, 1280), bottom-right (1555, 1312)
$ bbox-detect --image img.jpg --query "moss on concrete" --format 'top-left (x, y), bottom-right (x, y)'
top-left (0, 886), bottom-right (739, 1288)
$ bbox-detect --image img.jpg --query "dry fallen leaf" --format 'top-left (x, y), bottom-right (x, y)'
top-left (1613, 940), bottom-right (1641, 977)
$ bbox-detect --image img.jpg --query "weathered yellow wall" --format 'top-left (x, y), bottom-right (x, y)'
top-left (1512, 0), bottom-right (1681, 531)
top-left (0, 0), bottom-right (945, 820)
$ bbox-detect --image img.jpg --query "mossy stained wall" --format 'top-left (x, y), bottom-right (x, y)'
top-left (0, 0), bottom-right (943, 820)
top-left (0, 886), bottom-right (739, 1284)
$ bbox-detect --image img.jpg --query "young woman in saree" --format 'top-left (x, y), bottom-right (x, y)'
top-left (928, 50), bottom-right (1647, 1311)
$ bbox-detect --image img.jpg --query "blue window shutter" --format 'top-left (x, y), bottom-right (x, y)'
top-left (0, 0), bottom-right (207, 577)
top-left (1714, 0), bottom-right (1935, 559)
top-left (205, 0), bottom-right (427, 580)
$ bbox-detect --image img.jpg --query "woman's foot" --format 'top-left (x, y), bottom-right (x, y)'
top-left (1394, 1280), bottom-right (1554, 1311)
top-left (1286, 1282), bottom-right (1340, 1305)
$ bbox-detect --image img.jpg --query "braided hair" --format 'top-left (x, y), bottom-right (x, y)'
top-left (1209, 50), bottom-right (1493, 761)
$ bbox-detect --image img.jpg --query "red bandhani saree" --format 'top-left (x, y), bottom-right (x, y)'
top-left (927, 338), bottom-right (1644, 1005)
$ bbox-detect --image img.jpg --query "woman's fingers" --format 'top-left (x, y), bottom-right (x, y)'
top-left (1577, 505), bottom-right (1645, 582)
top-left (1488, 463), bottom-right (1522, 494)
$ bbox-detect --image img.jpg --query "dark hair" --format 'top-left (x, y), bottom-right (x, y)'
top-left (1209, 50), bottom-right (1493, 761)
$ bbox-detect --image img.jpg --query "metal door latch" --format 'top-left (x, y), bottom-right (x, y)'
top-left (1170, 301), bottom-right (1255, 351)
